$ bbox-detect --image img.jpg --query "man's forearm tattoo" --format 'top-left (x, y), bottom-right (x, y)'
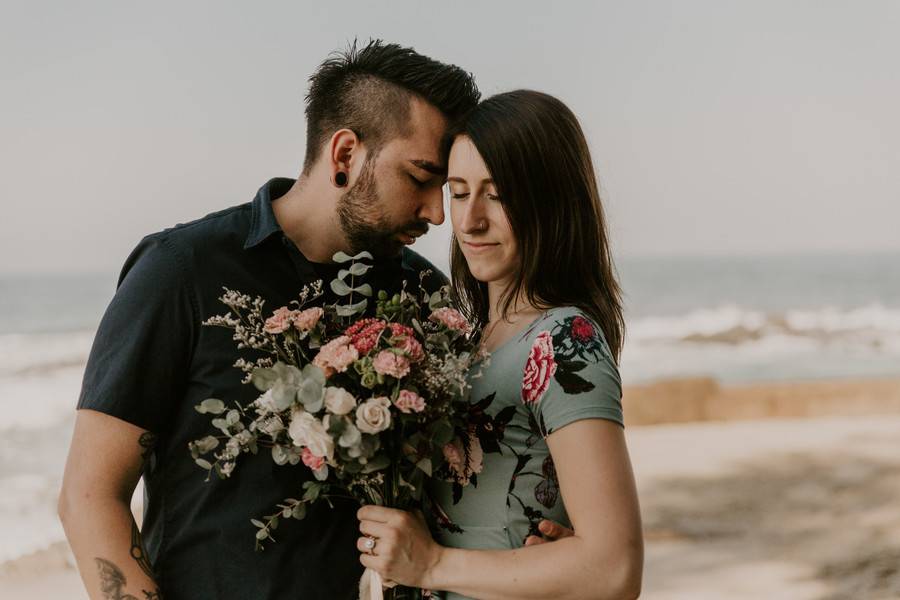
top-left (94, 557), bottom-right (162, 600)
top-left (130, 520), bottom-right (156, 581)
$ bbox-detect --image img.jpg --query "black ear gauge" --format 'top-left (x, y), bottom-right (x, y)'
top-left (334, 171), bottom-right (348, 187)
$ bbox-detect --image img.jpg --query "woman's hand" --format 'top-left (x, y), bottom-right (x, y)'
top-left (357, 505), bottom-right (444, 589)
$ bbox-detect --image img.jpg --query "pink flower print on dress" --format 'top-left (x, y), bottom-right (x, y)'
top-left (521, 331), bottom-right (557, 405)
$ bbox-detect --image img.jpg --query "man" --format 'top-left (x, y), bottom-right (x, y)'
top-left (58, 40), bottom-right (480, 600)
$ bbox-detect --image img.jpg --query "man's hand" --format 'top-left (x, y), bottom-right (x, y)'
top-left (524, 519), bottom-right (575, 546)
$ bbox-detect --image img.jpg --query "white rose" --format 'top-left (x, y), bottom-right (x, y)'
top-left (355, 397), bottom-right (392, 435)
top-left (324, 387), bottom-right (357, 415)
top-left (288, 409), bottom-right (334, 460)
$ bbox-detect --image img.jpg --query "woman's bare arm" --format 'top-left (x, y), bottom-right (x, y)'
top-left (358, 418), bottom-right (643, 600)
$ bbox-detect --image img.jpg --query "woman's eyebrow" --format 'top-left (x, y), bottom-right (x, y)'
top-left (447, 176), bottom-right (493, 184)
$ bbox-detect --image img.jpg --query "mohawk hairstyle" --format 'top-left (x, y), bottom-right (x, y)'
top-left (303, 39), bottom-right (480, 172)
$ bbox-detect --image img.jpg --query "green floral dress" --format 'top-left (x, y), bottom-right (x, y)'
top-left (428, 306), bottom-right (624, 600)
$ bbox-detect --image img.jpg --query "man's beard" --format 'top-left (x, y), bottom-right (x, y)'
top-left (336, 159), bottom-right (429, 259)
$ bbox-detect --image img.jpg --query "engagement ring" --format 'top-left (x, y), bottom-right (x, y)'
top-left (364, 536), bottom-right (377, 554)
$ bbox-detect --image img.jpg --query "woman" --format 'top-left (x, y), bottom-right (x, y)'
top-left (357, 90), bottom-right (643, 600)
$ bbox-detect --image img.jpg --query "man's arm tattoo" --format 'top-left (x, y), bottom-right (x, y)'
top-left (94, 557), bottom-right (161, 600)
top-left (130, 520), bottom-right (156, 581)
top-left (138, 432), bottom-right (157, 466)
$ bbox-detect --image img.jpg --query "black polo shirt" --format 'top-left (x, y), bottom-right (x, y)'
top-left (78, 178), bottom-right (447, 599)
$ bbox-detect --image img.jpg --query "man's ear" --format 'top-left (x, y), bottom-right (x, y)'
top-left (328, 128), bottom-right (364, 187)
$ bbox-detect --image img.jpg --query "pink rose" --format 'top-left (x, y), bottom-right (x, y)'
top-left (313, 336), bottom-right (359, 378)
top-left (429, 307), bottom-right (472, 334)
top-left (571, 316), bottom-right (595, 343)
top-left (393, 390), bottom-right (426, 414)
top-left (264, 307), bottom-right (295, 334)
top-left (372, 350), bottom-right (411, 379)
top-left (301, 447), bottom-right (325, 470)
top-left (293, 307), bottom-right (324, 332)
top-left (521, 331), bottom-right (557, 405)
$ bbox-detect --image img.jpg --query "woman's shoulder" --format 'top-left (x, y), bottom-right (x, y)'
top-left (520, 306), bottom-right (612, 353)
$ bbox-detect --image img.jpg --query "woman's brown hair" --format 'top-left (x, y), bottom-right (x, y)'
top-left (448, 89), bottom-right (625, 362)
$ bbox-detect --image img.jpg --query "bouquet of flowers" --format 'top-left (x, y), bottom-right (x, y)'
top-left (189, 251), bottom-right (490, 599)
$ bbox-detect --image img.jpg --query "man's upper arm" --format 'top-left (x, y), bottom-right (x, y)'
top-left (63, 409), bottom-right (155, 502)
top-left (78, 234), bottom-right (197, 434)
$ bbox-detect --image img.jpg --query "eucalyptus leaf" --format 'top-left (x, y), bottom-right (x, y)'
top-left (335, 299), bottom-right (368, 317)
top-left (353, 283), bottom-right (373, 297)
top-left (195, 398), bottom-right (226, 415)
top-left (350, 250), bottom-right (373, 261)
top-left (251, 518), bottom-right (265, 528)
top-left (302, 363), bottom-right (326, 386)
top-left (291, 503), bottom-right (307, 520)
top-left (297, 378), bottom-right (324, 412)
top-left (251, 368), bottom-right (279, 391)
top-left (338, 268), bottom-right (350, 281)
top-left (349, 262), bottom-right (371, 276)
top-left (195, 458), bottom-right (213, 470)
top-left (332, 251), bottom-right (354, 263)
top-left (330, 278), bottom-right (352, 296)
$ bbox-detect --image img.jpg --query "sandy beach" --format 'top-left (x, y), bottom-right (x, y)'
top-left (3, 377), bottom-right (899, 599)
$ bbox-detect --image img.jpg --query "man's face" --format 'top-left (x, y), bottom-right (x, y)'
top-left (336, 96), bottom-right (448, 258)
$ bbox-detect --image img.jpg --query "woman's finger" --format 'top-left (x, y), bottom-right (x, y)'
top-left (358, 519), bottom-right (393, 540)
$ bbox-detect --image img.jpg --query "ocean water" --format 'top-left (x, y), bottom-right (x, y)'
top-left (1, 253), bottom-right (899, 564)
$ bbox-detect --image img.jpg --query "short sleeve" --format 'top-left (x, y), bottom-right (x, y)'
top-left (77, 234), bottom-right (198, 433)
top-left (520, 312), bottom-right (624, 435)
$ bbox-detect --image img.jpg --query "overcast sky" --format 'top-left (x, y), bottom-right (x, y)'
top-left (2, 1), bottom-right (898, 275)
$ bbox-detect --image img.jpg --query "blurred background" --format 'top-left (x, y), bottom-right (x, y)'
top-left (2, 1), bottom-right (898, 598)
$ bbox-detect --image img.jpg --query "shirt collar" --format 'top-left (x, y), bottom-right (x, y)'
top-left (243, 177), bottom-right (413, 272)
top-left (244, 177), bottom-right (295, 250)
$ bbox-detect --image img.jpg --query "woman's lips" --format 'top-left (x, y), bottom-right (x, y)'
top-left (463, 241), bottom-right (499, 253)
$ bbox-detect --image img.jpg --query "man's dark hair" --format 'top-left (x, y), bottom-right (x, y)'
top-left (303, 39), bottom-right (480, 173)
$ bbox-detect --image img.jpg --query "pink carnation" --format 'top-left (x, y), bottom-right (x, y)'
top-left (293, 307), bottom-right (324, 332)
top-left (429, 307), bottom-right (472, 334)
top-left (313, 336), bottom-right (359, 378)
top-left (393, 390), bottom-right (426, 414)
top-left (372, 350), bottom-right (410, 379)
top-left (395, 336), bottom-right (424, 362)
top-left (301, 447), bottom-right (325, 470)
top-left (264, 307), bottom-right (296, 334)
top-left (388, 325), bottom-right (424, 362)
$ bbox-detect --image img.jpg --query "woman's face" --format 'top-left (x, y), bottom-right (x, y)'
top-left (447, 136), bottom-right (518, 287)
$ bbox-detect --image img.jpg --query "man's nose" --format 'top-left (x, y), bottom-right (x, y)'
top-left (418, 189), bottom-right (445, 226)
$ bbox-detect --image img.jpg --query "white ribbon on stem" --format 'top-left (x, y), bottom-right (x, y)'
top-left (359, 567), bottom-right (398, 600)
